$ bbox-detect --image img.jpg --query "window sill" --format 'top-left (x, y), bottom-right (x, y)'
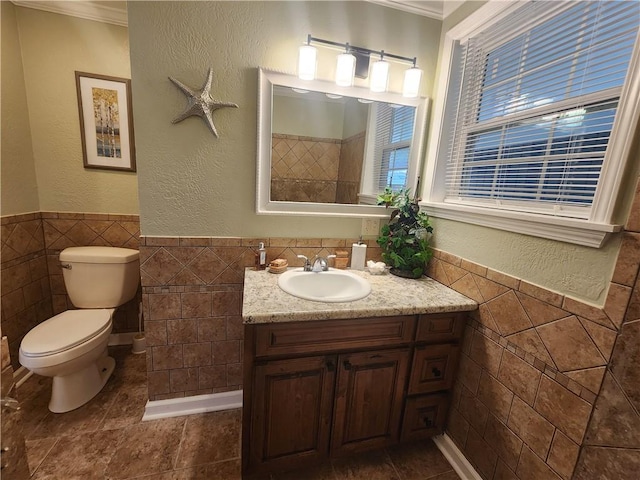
top-left (419, 201), bottom-right (622, 248)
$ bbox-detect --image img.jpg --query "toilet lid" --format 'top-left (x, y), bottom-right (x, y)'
top-left (20, 309), bottom-right (112, 357)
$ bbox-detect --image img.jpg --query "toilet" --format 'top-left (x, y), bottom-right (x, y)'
top-left (19, 246), bottom-right (140, 413)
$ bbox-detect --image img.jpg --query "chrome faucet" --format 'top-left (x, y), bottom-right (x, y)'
top-left (312, 254), bottom-right (337, 272)
top-left (297, 254), bottom-right (313, 271)
top-left (297, 254), bottom-right (336, 272)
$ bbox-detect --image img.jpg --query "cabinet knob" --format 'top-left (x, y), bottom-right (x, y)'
top-left (422, 417), bottom-right (433, 427)
top-left (432, 367), bottom-right (442, 378)
top-left (343, 360), bottom-right (352, 370)
top-left (326, 360), bottom-right (335, 372)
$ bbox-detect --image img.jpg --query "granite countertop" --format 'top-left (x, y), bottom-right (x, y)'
top-left (242, 268), bottom-right (478, 324)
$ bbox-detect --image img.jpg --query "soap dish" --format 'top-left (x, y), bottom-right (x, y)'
top-left (268, 259), bottom-right (288, 274)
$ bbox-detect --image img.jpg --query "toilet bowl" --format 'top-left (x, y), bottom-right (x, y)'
top-left (19, 309), bottom-right (115, 413)
top-left (19, 246), bottom-right (140, 413)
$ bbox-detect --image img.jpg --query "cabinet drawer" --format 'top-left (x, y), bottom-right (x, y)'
top-left (408, 344), bottom-right (459, 395)
top-left (416, 313), bottom-right (465, 344)
top-left (254, 316), bottom-right (416, 358)
top-left (401, 393), bottom-right (449, 442)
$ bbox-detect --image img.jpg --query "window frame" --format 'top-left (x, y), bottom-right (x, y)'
top-left (421, 0), bottom-right (640, 247)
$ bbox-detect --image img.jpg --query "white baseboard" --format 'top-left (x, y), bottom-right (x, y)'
top-left (142, 389), bottom-right (243, 421)
top-left (433, 433), bottom-right (482, 480)
top-left (108, 332), bottom-right (139, 346)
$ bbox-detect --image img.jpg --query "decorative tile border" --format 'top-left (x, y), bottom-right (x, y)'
top-left (427, 248), bottom-right (619, 397)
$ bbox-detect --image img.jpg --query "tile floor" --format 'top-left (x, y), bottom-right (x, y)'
top-left (18, 346), bottom-right (461, 480)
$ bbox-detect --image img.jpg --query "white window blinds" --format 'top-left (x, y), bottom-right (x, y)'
top-left (445, 0), bottom-right (640, 219)
top-left (372, 104), bottom-right (415, 192)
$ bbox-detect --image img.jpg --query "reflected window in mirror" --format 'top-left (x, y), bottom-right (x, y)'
top-left (257, 68), bottom-right (429, 218)
top-left (363, 104), bottom-right (415, 199)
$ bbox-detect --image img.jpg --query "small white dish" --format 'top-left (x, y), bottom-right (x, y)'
top-left (366, 261), bottom-right (388, 275)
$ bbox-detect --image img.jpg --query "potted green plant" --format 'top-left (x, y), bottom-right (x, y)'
top-left (376, 187), bottom-right (433, 279)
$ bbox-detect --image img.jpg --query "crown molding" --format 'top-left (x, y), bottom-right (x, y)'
top-left (366, 0), bottom-right (444, 20)
top-left (11, 1), bottom-right (127, 27)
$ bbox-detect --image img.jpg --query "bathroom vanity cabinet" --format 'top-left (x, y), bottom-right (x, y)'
top-left (242, 312), bottom-right (465, 477)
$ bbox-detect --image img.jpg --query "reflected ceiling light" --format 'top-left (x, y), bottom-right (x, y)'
top-left (357, 98), bottom-right (373, 104)
top-left (298, 35), bottom-right (317, 81)
top-left (291, 88), bottom-right (309, 94)
top-left (298, 35), bottom-right (421, 96)
top-left (403, 63), bottom-right (423, 98)
top-left (325, 93), bottom-right (343, 99)
top-left (336, 45), bottom-right (356, 87)
top-left (370, 53), bottom-right (389, 93)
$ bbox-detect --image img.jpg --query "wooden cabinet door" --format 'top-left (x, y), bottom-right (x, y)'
top-left (331, 348), bottom-right (410, 455)
top-left (249, 355), bottom-right (336, 473)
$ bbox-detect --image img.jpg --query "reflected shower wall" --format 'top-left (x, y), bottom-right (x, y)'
top-left (270, 132), bottom-right (364, 204)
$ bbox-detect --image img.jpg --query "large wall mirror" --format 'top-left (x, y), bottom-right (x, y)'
top-left (257, 68), bottom-right (429, 217)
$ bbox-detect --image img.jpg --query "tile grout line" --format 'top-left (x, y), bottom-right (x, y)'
top-left (172, 414), bottom-right (190, 470)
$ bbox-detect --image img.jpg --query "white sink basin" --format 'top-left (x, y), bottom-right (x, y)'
top-left (277, 268), bottom-right (371, 303)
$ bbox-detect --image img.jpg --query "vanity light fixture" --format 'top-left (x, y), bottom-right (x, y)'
top-left (298, 38), bottom-right (317, 81)
top-left (402, 62), bottom-right (423, 98)
top-left (336, 45), bottom-right (356, 87)
top-left (297, 34), bottom-right (422, 96)
top-left (370, 52), bottom-right (390, 93)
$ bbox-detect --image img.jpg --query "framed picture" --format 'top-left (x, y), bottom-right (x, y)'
top-left (75, 71), bottom-right (136, 172)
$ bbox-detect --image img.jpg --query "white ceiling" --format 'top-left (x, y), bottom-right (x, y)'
top-left (11, 0), bottom-right (462, 26)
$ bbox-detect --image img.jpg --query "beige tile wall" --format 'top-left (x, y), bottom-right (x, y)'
top-left (0, 212), bottom-right (141, 369)
top-left (572, 179), bottom-right (640, 480)
top-left (41, 212), bottom-right (141, 332)
top-left (271, 132), bottom-right (366, 205)
top-left (271, 134), bottom-right (340, 203)
top-left (139, 236), bottom-right (382, 400)
top-left (1, 213), bottom-right (52, 368)
top-left (428, 189), bottom-right (638, 480)
top-left (336, 131), bottom-right (365, 204)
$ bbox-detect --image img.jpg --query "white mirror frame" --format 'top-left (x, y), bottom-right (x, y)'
top-left (256, 68), bottom-right (430, 217)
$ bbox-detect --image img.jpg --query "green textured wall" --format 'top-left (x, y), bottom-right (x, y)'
top-left (128, 1), bottom-right (441, 237)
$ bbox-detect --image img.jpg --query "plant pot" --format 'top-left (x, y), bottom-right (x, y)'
top-left (390, 267), bottom-right (423, 279)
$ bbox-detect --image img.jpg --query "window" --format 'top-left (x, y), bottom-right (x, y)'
top-left (377, 105), bottom-right (414, 191)
top-left (424, 0), bottom-right (640, 247)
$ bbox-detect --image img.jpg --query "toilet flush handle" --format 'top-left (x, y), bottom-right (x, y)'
top-left (60, 263), bottom-right (72, 270)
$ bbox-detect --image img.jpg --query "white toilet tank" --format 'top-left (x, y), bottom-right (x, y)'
top-left (60, 246), bottom-right (140, 308)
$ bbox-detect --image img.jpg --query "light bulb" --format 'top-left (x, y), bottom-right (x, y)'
top-left (370, 59), bottom-right (389, 93)
top-left (298, 44), bottom-right (317, 81)
top-left (403, 66), bottom-right (423, 97)
top-left (336, 52), bottom-right (356, 87)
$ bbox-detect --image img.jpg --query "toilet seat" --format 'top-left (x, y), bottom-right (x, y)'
top-left (20, 309), bottom-right (113, 358)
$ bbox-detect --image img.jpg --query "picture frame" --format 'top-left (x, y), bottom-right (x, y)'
top-left (75, 71), bottom-right (136, 172)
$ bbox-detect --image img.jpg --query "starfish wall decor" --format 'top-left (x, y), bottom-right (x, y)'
top-left (168, 68), bottom-right (238, 137)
